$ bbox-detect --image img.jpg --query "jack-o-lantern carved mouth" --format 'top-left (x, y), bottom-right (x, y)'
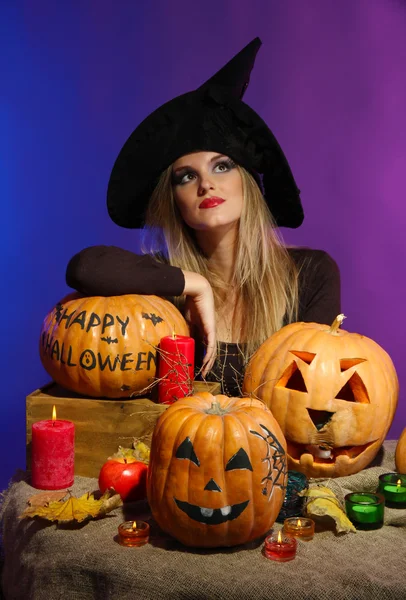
top-left (287, 440), bottom-right (379, 465)
top-left (174, 498), bottom-right (249, 525)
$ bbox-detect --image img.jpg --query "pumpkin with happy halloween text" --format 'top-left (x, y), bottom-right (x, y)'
top-left (147, 393), bottom-right (287, 548)
top-left (395, 428), bottom-right (406, 474)
top-left (242, 315), bottom-right (399, 478)
top-left (39, 293), bottom-right (189, 398)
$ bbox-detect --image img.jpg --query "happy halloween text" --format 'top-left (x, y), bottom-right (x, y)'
top-left (41, 307), bottom-right (157, 372)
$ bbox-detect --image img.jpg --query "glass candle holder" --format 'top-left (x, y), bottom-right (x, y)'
top-left (378, 473), bottom-right (406, 508)
top-left (264, 530), bottom-right (297, 562)
top-left (283, 517), bottom-right (315, 541)
top-left (344, 493), bottom-right (385, 530)
top-left (118, 521), bottom-right (150, 547)
top-left (276, 471), bottom-right (308, 523)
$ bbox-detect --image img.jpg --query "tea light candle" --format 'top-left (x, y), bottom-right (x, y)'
top-left (158, 333), bottom-right (195, 404)
top-left (283, 517), bottom-right (315, 541)
top-left (378, 473), bottom-right (406, 508)
top-left (344, 492), bottom-right (385, 530)
top-left (31, 405), bottom-right (75, 490)
top-left (118, 521), bottom-right (150, 547)
top-left (264, 530), bottom-right (297, 562)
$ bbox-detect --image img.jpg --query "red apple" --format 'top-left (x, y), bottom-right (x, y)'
top-left (98, 457), bottom-right (148, 502)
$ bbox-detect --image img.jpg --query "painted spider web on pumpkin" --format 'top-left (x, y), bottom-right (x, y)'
top-left (250, 424), bottom-right (287, 499)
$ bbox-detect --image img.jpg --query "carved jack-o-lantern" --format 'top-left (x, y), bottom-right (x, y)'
top-left (147, 393), bottom-right (287, 548)
top-left (243, 315), bottom-right (399, 478)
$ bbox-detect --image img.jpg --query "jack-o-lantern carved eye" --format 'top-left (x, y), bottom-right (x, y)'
top-left (276, 351), bottom-right (315, 392)
top-left (335, 371), bottom-right (370, 403)
top-left (336, 358), bottom-right (369, 403)
top-left (225, 448), bottom-right (253, 471)
top-left (175, 437), bottom-right (200, 466)
top-left (275, 351), bottom-right (316, 392)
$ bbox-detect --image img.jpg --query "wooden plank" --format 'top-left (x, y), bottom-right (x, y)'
top-left (26, 380), bottom-right (221, 478)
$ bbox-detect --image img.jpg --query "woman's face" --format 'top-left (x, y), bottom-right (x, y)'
top-left (171, 151), bottom-right (243, 231)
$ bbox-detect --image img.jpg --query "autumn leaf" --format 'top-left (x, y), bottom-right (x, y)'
top-left (109, 441), bottom-right (150, 464)
top-left (299, 485), bottom-right (356, 534)
top-left (27, 490), bottom-right (69, 507)
top-left (20, 489), bottom-right (123, 523)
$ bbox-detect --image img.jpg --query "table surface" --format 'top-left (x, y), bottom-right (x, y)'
top-left (1, 441), bottom-right (405, 600)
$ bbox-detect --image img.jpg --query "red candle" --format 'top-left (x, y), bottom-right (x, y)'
top-left (158, 334), bottom-right (195, 404)
top-left (264, 530), bottom-right (297, 562)
top-left (31, 405), bottom-right (75, 490)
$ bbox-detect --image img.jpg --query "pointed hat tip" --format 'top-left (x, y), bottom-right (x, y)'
top-left (250, 36), bottom-right (262, 47)
top-left (199, 36), bottom-right (263, 99)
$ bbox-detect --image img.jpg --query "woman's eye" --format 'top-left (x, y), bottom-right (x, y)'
top-left (214, 159), bottom-right (236, 173)
top-left (178, 172), bottom-right (195, 185)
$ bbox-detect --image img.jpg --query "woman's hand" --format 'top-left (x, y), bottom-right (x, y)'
top-left (182, 271), bottom-right (216, 377)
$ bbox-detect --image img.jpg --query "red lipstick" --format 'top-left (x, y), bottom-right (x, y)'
top-left (199, 196), bottom-right (225, 209)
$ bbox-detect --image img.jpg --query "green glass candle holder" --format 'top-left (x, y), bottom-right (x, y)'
top-left (378, 473), bottom-right (406, 508)
top-left (344, 492), bottom-right (385, 530)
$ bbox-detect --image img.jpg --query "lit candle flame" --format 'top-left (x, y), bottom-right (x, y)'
top-left (397, 479), bottom-right (402, 488)
top-left (132, 521), bottom-right (137, 530)
top-left (297, 519), bottom-right (302, 527)
top-left (172, 327), bottom-right (176, 340)
top-left (52, 405), bottom-right (57, 421)
top-left (277, 530), bottom-right (282, 544)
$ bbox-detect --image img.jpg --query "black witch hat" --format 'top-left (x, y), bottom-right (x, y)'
top-left (107, 37), bottom-right (303, 229)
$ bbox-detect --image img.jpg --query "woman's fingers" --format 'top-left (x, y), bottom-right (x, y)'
top-left (182, 271), bottom-right (217, 376)
top-left (200, 333), bottom-right (217, 377)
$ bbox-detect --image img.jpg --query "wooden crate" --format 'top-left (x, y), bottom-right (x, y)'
top-left (26, 380), bottom-right (221, 478)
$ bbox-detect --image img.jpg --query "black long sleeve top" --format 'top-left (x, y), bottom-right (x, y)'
top-left (66, 245), bottom-right (341, 395)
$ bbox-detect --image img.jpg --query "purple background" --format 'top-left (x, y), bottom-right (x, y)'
top-left (1, 0), bottom-right (405, 491)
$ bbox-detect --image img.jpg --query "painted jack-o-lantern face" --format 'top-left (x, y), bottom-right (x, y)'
top-left (243, 316), bottom-right (399, 478)
top-left (147, 393), bottom-right (287, 548)
top-left (173, 437), bottom-right (254, 525)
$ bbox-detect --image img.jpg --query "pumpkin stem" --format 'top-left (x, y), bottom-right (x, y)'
top-left (329, 314), bottom-right (346, 334)
top-left (205, 401), bottom-right (228, 416)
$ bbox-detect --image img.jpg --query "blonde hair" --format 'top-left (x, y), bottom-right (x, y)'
top-left (143, 164), bottom-right (299, 360)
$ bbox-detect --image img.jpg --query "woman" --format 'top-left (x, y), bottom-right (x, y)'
top-left (66, 38), bottom-right (341, 396)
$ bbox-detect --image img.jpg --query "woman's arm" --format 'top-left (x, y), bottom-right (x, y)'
top-left (66, 245), bottom-right (185, 296)
top-left (66, 245), bottom-right (217, 375)
top-left (292, 248), bottom-right (341, 325)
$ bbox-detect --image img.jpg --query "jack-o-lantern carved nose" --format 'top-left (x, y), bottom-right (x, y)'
top-left (204, 478), bottom-right (222, 492)
top-left (307, 409), bottom-right (335, 431)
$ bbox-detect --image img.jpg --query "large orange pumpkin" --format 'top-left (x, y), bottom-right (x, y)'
top-left (147, 393), bottom-right (287, 548)
top-left (39, 293), bottom-right (189, 398)
top-left (243, 315), bottom-right (399, 478)
top-left (395, 428), bottom-right (406, 474)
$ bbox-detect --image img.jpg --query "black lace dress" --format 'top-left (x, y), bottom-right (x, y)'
top-left (196, 341), bottom-right (247, 397)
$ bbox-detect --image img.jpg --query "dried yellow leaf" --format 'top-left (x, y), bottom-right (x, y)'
top-left (109, 442), bottom-right (150, 464)
top-left (299, 485), bottom-right (356, 534)
top-left (27, 490), bottom-right (69, 507)
top-left (132, 440), bottom-right (150, 463)
top-left (20, 489), bottom-right (123, 523)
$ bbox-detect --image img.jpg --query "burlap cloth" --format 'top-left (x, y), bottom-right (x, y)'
top-left (1, 441), bottom-right (405, 600)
